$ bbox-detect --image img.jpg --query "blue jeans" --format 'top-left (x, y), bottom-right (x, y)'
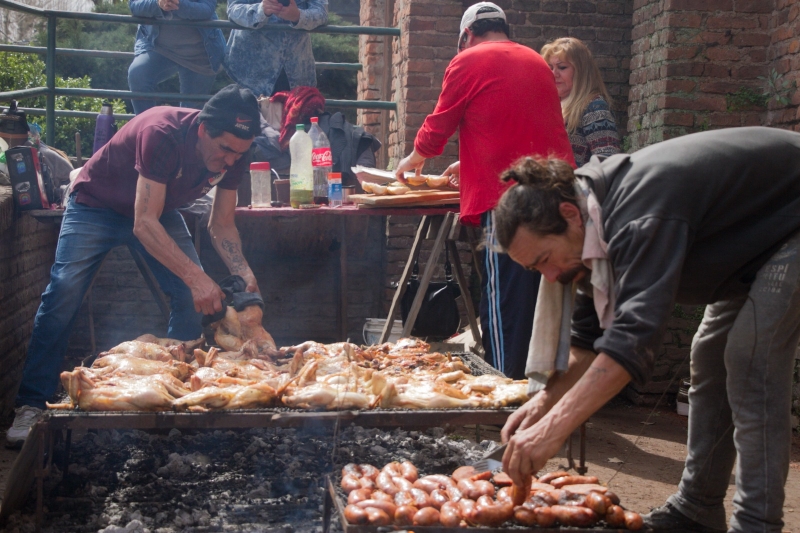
top-left (127, 50), bottom-right (216, 115)
top-left (15, 196), bottom-right (203, 409)
top-left (667, 231), bottom-right (800, 532)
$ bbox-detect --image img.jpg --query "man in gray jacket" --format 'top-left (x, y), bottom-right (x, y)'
top-left (496, 127), bottom-right (800, 533)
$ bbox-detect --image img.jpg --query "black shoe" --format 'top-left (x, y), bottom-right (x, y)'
top-left (642, 503), bottom-right (726, 532)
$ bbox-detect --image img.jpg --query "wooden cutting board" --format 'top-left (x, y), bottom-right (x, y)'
top-left (350, 190), bottom-right (459, 207)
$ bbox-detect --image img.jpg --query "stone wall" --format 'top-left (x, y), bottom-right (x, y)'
top-left (0, 188), bottom-right (59, 420)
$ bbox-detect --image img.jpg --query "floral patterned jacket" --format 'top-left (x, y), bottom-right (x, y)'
top-left (225, 0), bottom-right (328, 97)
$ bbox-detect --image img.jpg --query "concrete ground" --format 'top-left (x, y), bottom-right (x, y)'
top-left (0, 399), bottom-right (798, 531)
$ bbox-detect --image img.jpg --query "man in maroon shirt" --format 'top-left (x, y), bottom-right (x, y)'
top-left (6, 85), bottom-right (261, 448)
top-left (394, 2), bottom-right (574, 379)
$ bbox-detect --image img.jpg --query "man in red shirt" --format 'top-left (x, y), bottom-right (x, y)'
top-left (6, 85), bottom-right (261, 447)
top-left (395, 2), bottom-right (574, 378)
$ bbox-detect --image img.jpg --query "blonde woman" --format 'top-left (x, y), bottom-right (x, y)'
top-left (541, 37), bottom-right (621, 166)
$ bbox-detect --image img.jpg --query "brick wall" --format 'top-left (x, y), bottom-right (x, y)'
top-left (0, 188), bottom-right (59, 420)
top-left (767, 0), bottom-right (800, 130)
top-left (627, 0), bottom-right (774, 150)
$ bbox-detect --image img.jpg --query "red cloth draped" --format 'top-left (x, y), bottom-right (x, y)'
top-left (270, 87), bottom-right (326, 150)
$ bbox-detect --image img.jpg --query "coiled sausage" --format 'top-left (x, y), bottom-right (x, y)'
top-left (537, 470), bottom-right (569, 484)
top-left (400, 460), bottom-right (418, 482)
top-left (364, 507), bottom-right (391, 526)
top-left (467, 495), bottom-right (513, 527)
top-left (429, 489), bottom-right (449, 509)
top-left (412, 506), bottom-right (440, 526)
top-left (605, 504), bottom-right (626, 527)
top-left (624, 510), bottom-right (644, 530)
top-left (341, 474), bottom-right (361, 493)
top-left (343, 504), bottom-right (369, 524)
top-left (550, 505), bottom-right (598, 527)
top-left (347, 488), bottom-right (373, 505)
top-left (439, 501), bottom-right (462, 527)
top-left (355, 499), bottom-right (397, 517)
top-left (393, 505), bottom-right (418, 526)
top-left (359, 464), bottom-right (380, 480)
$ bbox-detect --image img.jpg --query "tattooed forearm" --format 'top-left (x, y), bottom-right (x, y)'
top-left (221, 238), bottom-right (246, 273)
top-left (142, 183), bottom-right (150, 213)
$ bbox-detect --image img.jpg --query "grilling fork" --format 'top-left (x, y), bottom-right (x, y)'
top-left (470, 443), bottom-right (507, 474)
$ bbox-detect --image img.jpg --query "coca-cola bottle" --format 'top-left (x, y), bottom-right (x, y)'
top-left (309, 117), bottom-right (332, 205)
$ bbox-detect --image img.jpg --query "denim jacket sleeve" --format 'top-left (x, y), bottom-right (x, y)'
top-left (129, 0), bottom-right (166, 18)
top-left (227, 0), bottom-right (268, 29)
top-left (294, 0), bottom-right (328, 31)
top-left (173, 0), bottom-right (218, 20)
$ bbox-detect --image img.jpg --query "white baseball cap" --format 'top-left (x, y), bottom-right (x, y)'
top-left (458, 2), bottom-right (507, 52)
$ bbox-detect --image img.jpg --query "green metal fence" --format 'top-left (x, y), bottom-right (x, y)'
top-left (0, 0), bottom-right (399, 145)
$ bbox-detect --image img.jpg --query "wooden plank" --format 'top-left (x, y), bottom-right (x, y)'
top-left (351, 190), bottom-right (459, 206)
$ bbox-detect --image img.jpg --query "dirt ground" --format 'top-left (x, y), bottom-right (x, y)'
top-left (0, 399), bottom-right (798, 532)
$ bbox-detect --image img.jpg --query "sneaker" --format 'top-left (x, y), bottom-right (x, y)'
top-left (5, 406), bottom-right (43, 448)
top-left (642, 503), bottom-right (726, 532)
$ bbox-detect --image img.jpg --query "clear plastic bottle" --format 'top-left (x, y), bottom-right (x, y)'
top-left (289, 124), bottom-right (313, 208)
top-left (309, 117), bottom-right (332, 205)
top-left (328, 172), bottom-right (343, 207)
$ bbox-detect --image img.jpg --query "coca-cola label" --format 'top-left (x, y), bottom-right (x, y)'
top-left (312, 147), bottom-right (333, 167)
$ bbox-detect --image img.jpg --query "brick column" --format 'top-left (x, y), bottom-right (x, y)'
top-left (628, 0), bottom-right (773, 150)
top-left (767, 0), bottom-right (800, 129)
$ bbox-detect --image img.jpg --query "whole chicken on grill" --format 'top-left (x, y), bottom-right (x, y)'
top-left (50, 367), bottom-right (190, 411)
top-left (211, 305), bottom-right (280, 358)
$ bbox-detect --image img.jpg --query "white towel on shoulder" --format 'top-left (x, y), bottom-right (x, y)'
top-left (526, 178), bottom-right (615, 395)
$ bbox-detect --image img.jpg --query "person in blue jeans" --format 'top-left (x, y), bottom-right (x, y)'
top-left (128, 0), bottom-right (226, 114)
top-left (5, 85), bottom-right (262, 448)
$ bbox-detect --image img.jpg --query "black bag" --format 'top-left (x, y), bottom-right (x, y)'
top-left (400, 248), bottom-right (461, 339)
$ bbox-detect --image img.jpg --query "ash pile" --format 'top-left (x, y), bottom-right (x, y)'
top-left (3, 425), bottom-right (490, 533)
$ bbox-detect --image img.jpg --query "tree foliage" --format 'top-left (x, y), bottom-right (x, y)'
top-left (0, 51), bottom-right (126, 156)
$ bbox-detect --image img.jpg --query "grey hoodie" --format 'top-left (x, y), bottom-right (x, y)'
top-left (570, 126), bottom-right (800, 386)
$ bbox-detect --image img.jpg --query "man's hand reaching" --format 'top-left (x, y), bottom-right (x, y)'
top-left (158, 0), bottom-right (179, 11)
top-left (188, 273), bottom-right (226, 316)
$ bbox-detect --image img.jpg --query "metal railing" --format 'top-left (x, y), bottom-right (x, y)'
top-left (0, 0), bottom-right (400, 145)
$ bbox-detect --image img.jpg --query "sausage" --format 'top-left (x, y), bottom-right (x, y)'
top-left (382, 461), bottom-right (403, 478)
top-left (496, 486), bottom-right (513, 502)
top-left (514, 506), bottom-right (537, 526)
top-left (400, 460), bottom-right (418, 482)
top-left (457, 497), bottom-right (476, 520)
top-left (446, 483), bottom-right (464, 502)
top-left (371, 490), bottom-right (394, 503)
top-left (469, 470), bottom-right (493, 481)
top-left (550, 475), bottom-right (599, 489)
top-left (409, 487), bottom-right (432, 508)
top-left (439, 501), bottom-right (462, 527)
top-left (537, 470), bottom-right (570, 484)
top-left (534, 490), bottom-right (558, 506)
top-left (343, 504), bottom-right (369, 524)
top-left (376, 471), bottom-right (399, 495)
top-left (359, 464), bottom-right (380, 480)
top-left (468, 495), bottom-right (513, 527)
top-left (394, 491), bottom-right (414, 507)
top-left (363, 507), bottom-right (391, 526)
top-left (355, 499), bottom-right (397, 517)
top-left (535, 506), bottom-right (557, 527)
top-left (347, 488), bottom-right (373, 505)
top-left (550, 505), bottom-right (598, 527)
top-left (512, 473), bottom-right (532, 506)
top-left (493, 471), bottom-right (513, 486)
top-left (341, 474), bottom-right (361, 493)
top-left (358, 477), bottom-right (376, 491)
top-left (624, 510), bottom-right (644, 530)
top-left (457, 479), bottom-right (477, 499)
top-left (473, 480), bottom-right (495, 498)
top-left (412, 506), bottom-right (440, 526)
top-left (394, 504), bottom-right (418, 526)
top-left (585, 491), bottom-right (609, 515)
top-left (413, 475), bottom-right (454, 493)
top-left (429, 489), bottom-right (450, 509)
top-left (605, 504), bottom-right (626, 527)
top-left (342, 463), bottom-right (360, 478)
top-left (393, 476), bottom-right (414, 493)
top-left (605, 490), bottom-right (621, 505)
top-left (451, 465), bottom-right (476, 482)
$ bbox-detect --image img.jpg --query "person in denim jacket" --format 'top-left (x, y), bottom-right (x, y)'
top-left (225, 0), bottom-right (328, 97)
top-left (128, 0), bottom-right (226, 114)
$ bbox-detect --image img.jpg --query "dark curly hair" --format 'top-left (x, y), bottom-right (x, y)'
top-left (494, 156), bottom-right (578, 249)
